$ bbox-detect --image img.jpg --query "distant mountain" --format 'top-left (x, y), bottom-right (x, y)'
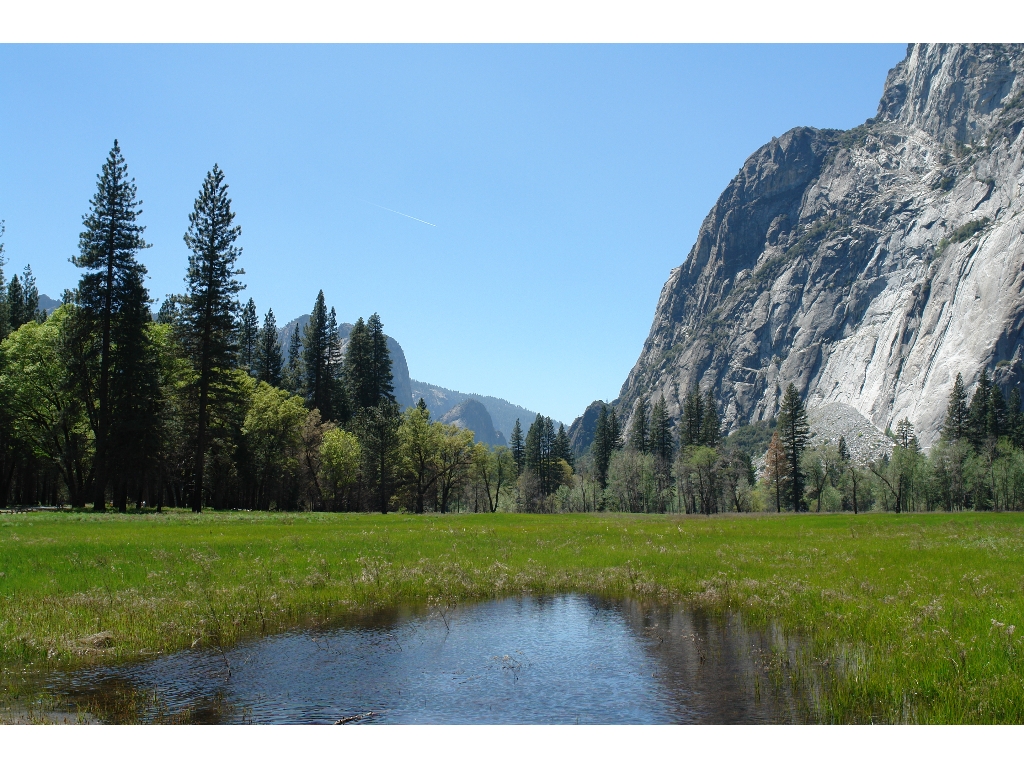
top-left (38, 294), bottom-right (60, 312)
top-left (410, 379), bottom-right (545, 439)
top-left (439, 399), bottom-right (506, 447)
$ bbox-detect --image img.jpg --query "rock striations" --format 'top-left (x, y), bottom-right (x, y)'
top-left (611, 44), bottom-right (1024, 451)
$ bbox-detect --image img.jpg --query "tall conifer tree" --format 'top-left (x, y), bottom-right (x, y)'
top-left (239, 298), bottom-right (258, 375)
top-left (509, 418), bottom-right (525, 474)
top-left (178, 165), bottom-right (244, 512)
top-left (74, 141), bottom-right (151, 510)
top-left (255, 309), bottom-right (284, 387)
top-left (649, 394), bottom-right (673, 463)
top-left (681, 387), bottom-right (704, 448)
top-left (942, 372), bottom-right (969, 442)
top-left (700, 391), bottom-right (720, 447)
top-left (968, 368), bottom-right (992, 447)
top-left (1008, 387), bottom-right (1024, 449)
top-left (284, 323), bottom-right (302, 395)
top-left (302, 291), bottom-right (331, 416)
top-left (777, 383), bottom-right (809, 511)
top-left (592, 406), bottom-right (612, 488)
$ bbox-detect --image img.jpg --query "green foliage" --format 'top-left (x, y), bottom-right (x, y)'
top-left (949, 218), bottom-right (991, 244)
top-left (778, 383), bottom-right (810, 511)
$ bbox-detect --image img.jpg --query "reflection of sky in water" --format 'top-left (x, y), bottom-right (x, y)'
top-left (47, 595), bottom-right (802, 724)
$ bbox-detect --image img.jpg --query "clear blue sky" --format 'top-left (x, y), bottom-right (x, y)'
top-left (0, 44), bottom-right (906, 423)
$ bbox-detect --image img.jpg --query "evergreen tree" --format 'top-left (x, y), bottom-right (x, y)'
top-left (254, 308), bottom-right (283, 387)
top-left (301, 291), bottom-right (332, 416)
top-left (367, 313), bottom-right (395, 404)
top-left (509, 418), bottom-right (525, 475)
top-left (345, 317), bottom-right (374, 410)
top-left (837, 435), bottom-right (850, 462)
top-left (681, 387), bottom-right (704, 448)
top-left (592, 405), bottom-right (612, 488)
top-left (942, 372), bottom-right (969, 442)
top-left (326, 307), bottom-right (349, 423)
top-left (649, 394), bottom-right (673, 463)
top-left (356, 400), bottom-right (402, 513)
top-left (968, 368), bottom-right (992, 447)
top-left (777, 383), bottom-right (809, 511)
top-left (895, 417), bottom-right (918, 450)
top-left (700, 391), bottom-right (720, 447)
top-left (1008, 387), bottom-right (1024, 449)
top-left (542, 417), bottom-right (558, 493)
top-left (7, 266), bottom-right (39, 329)
top-left (284, 323), bottom-right (302, 395)
top-left (178, 164), bottom-right (245, 512)
top-left (238, 298), bottom-right (258, 375)
top-left (553, 423), bottom-right (572, 469)
top-left (524, 414), bottom-right (544, 487)
top-left (73, 141), bottom-right (151, 510)
top-left (628, 395), bottom-right (649, 453)
top-left (988, 384), bottom-right (1007, 440)
top-left (608, 409), bottom-right (622, 450)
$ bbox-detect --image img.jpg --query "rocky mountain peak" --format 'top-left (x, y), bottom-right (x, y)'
top-left (877, 44), bottom-right (1023, 146)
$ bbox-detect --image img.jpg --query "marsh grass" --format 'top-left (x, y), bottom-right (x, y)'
top-left (1, 509), bottom-right (1023, 722)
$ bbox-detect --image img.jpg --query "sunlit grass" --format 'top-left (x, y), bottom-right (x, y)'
top-left (1, 509), bottom-right (1022, 722)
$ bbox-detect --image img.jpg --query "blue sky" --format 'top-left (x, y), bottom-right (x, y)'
top-left (0, 44), bottom-right (906, 423)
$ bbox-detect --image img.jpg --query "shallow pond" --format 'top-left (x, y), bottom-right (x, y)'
top-left (27, 594), bottom-right (812, 723)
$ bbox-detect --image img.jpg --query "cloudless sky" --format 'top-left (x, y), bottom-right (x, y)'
top-left (0, 44), bottom-right (906, 423)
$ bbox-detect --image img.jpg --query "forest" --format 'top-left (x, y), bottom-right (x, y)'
top-left (3, 141), bottom-right (1024, 515)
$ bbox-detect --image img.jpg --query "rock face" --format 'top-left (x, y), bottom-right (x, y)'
top-left (567, 401), bottom-right (608, 456)
top-left (439, 399), bottom-right (506, 447)
top-left (616, 44), bottom-right (1024, 451)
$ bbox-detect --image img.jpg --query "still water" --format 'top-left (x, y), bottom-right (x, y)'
top-left (39, 594), bottom-right (809, 723)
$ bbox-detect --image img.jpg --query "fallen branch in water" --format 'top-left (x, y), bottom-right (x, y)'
top-left (335, 711), bottom-right (379, 724)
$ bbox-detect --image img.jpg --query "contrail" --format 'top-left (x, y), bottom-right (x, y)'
top-left (372, 203), bottom-right (436, 227)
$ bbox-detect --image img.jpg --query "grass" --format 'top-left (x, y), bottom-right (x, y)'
top-left (1, 509), bottom-right (1023, 723)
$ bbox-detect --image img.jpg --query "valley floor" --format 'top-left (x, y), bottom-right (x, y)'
top-left (1, 509), bottom-right (1022, 723)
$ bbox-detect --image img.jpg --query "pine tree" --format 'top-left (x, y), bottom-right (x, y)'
top-left (649, 394), bottom-right (673, 463)
top-left (73, 141), bottom-right (151, 510)
top-left (284, 323), bottom-right (302, 395)
top-left (326, 307), bottom-right (349, 423)
top-left (356, 400), bottom-right (402, 513)
top-left (968, 368), bottom-right (992, 447)
top-left (6, 274), bottom-right (26, 331)
top-left (553, 423), bottom-right (572, 469)
top-left (628, 395), bottom-right (649, 453)
top-left (255, 308), bottom-right (283, 387)
top-left (525, 414), bottom-right (544, 486)
top-left (700, 390), bottom-right (720, 447)
top-left (301, 291), bottom-right (331, 416)
top-left (988, 384), bottom-right (1007, 440)
top-left (592, 405), bottom-right (611, 488)
top-left (239, 298), bottom-right (258, 375)
top-left (1008, 387), bottom-right (1024, 449)
top-left (837, 435), bottom-right (850, 462)
top-left (367, 313), bottom-right (395, 405)
top-left (895, 417), bottom-right (917, 450)
top-left (510, 418), bottom-right (525, 475)
top-left (608, 409), bottom-right (622, 450)
top-left (345, 317), bottom-right (374, 410)
top-left (178, 164), bottom-right (245, 512)
top-left (942, 372), bottom-right (969, 442)
top-left (681, 387), bottom-right (704, 448)
top-left (542, 417), bottom-right (558, 493)
top-left (777, 383), bottom-right (809, 511)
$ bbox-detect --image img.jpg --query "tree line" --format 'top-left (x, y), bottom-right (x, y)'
top-left (0, 142), bottom-right (518, 513)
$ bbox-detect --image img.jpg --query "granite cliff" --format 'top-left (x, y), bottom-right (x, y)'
top-left (608, 44), bottom-right (1024, 451)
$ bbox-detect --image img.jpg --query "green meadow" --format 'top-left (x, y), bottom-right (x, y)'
top-left (1, 509), bottom-right (1022, 723)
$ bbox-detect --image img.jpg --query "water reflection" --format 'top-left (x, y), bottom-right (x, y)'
top-left (40, 595), bottom-right (808, 724)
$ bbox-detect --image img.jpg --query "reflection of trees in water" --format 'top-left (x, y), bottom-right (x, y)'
top-left (608, 597), bottom-right (812, 724)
